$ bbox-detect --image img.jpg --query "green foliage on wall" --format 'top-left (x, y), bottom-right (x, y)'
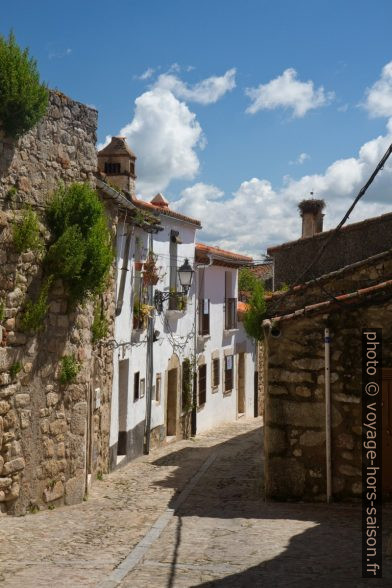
top-left (243, 280), bottom-right (266, 341)
top-left (59, 355), bottom-right (80, 385)
top-left (46, 183), bottom-right (114, 302)
top-left (0, 300), bottom-right (4, 322)
top-left (9, 361), bottom-right (22, 380)
top-left (12, 206), bottom-right (43, 254)
top-left (20, 278), bottom-right (52, 333)
top-left (91, 301), bottom-right (108, 343)
top-left (0, 32), bottom-right (48, 137)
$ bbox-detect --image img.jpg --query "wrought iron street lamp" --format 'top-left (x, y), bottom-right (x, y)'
top-left (154, 258), bottom-right (194, 312)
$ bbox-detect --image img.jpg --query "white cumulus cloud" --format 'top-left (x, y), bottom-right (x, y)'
top-left (119, 87), bottom-right (204, 195)
top-left (135, 67), bottom-right (155, 81)
top-left (154, 68), bottom-right (236, 104)
top-left (364, 61), bottom-right (392, 118)
top-left (245, 68), bottom-right (334, 118)
top-left (289, 152), bottom-right (310, 165)
top-left (171, 118), bottom-right (392, 256)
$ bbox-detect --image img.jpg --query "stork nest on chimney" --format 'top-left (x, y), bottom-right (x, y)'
top-left (298, 198), bottom-right (326, 215)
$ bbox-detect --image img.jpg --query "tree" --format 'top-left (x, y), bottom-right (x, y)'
top-left (0, 31), bottom-right (48, 138)
top-left (238, 267), bottom-right (258, 293)
top-left (243, 279), bottom-right (266, 341)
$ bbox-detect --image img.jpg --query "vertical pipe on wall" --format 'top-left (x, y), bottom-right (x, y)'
top-left (144, 232), bottom-right (154, 454)
top-left (325, 327), bottom-right (332, 503)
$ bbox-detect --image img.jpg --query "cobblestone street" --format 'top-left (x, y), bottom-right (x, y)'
top-left (0, 417), bottom-right (391, 587)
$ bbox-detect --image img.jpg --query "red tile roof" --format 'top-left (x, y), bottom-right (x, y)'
top-left (131, 195), bottom-right (201, 227)
top-left (267, 278), bottom-right (392, 323)
top-left (196, 242), bottom-right (253, 265)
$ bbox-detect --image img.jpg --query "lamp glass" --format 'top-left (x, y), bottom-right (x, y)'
top-left (178, 258), bottom-right (194, 290)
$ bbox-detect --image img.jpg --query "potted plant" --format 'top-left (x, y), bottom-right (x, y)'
top-left (143, 252), bottom-right (159, 286)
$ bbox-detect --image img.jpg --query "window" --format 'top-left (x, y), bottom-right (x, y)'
top-left (224, 355), bottom-right (233, 392)
top-left (140, 378), bottom-right (145, 399)
top-left (198, 364), bottom-right (207, 405)
top-left (212, 358), bottom-right (220, 388)
top-left (225, 298), bottom-right (237, 330)
top-left (224, 271), bottom-right (237, 330)
top-left (198, 298), bottom-right (210, 335)
top-left (154, 373), bottom-right (161, 403)
top-left (104, 162), bottom-right (121, 174)
top-left (134, 372), bottom-right (140, 400)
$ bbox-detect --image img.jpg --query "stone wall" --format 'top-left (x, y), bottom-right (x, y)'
top-left (268, 213), bottom-right (392, 288)
top-left (0, 91), bottom-right (116, 514)
top-left (264, 300), bottom-right (392, 501)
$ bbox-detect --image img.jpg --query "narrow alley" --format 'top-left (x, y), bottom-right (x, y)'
top-left (0, 418), bottom-right (391, 587)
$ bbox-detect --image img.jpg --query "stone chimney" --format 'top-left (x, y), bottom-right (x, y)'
top-left (97, 136), bottom-right (136, 196)
top-left (298, 198), bottom-right (325, 238)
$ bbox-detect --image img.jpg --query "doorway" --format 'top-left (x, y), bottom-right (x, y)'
top-left (238, 353), bottom-right (245, 415)
top-left (167, 368), bottom-right (178, 437)
top-left (382, 368), bottom-right (392, 494)
top-left (118, 359), bottom-right (129, 455)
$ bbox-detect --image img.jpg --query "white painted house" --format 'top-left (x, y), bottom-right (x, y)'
top-left (97, 137), bottom-right (256, 468)
top-left (194, 243), bottom-right (256, 432)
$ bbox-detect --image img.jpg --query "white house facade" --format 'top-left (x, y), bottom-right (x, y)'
top-left (97, 136), bottom-right (256, 469)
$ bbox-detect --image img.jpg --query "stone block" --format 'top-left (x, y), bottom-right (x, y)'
top-left (0, 477), bottom-right (12, 489)
top-left (299, 430), bottom-right (326, 447)
top-left (267, 457), bottom-right (305, 498)
top-left (267, 427), bottom-right (287, 454)
top-left (15, 393), bottom-right (30, 408)
top-left (71, 402), bottom-right (87, 436)
top-left (49, 419), bottom-right (68, 436)
top-left (20, 410), bottom-right (31, 429)
top-left (3, 457), bottom-right (25, 475)
top-left (46, 392), bottom-right (59, 407)
top-left (337, 433), bottom-right (354, 450)
top-left (268, 398), bottom-right (342, 428)
top-left (0, 400), bottom-right (10, 415)
top-left (293, 358), bottom-right (325, 371)
top-left (43, 481), bottom-right (64, 503)
top-left (65, 474), bottom-right (85, 505)
top-left (295, 386), bottom-right (311, 398)
top-left (338, 464), bottom-right (361, 477)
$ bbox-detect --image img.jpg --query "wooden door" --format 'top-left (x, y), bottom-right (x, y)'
top-left (382, 368), bottom-right (392, 494)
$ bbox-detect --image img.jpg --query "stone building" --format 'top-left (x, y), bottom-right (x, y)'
top-left (263, 246), bottom-right (392, 501)
top-left (0, 91), bottom-right (120, 514)
top-left (268, 199), bottom-right (392, 289)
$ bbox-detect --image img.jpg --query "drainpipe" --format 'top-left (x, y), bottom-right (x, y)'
top-left (144, 233), bottom-right (154, 454)
top-left (191, 254), bottom-right (213, 436)
top-left (325, 327), bottom-right (332, 503)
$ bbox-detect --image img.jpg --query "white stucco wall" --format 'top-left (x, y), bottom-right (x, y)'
top-left (195, 264), bottom-right (256, 433)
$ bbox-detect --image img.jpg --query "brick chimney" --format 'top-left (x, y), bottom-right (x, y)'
top-left (298, 198), bottom-right (325, 238)
top-left (97, 136), bottom-right (136, 196)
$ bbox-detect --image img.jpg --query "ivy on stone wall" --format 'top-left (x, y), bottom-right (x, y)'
top-left (182, 358), bottom-right (193, 412)
top-left (0, 32), bottom-right (48, 138)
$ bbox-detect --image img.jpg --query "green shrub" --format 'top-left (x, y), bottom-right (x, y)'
top-left (46, 183), bottom-right (114, 302)
top-left (91, 303), bottom-right (108, 343)
top-left (0, 32), bottom-right (48, 138)
top-left (20, 279), bottom-right (52, 333)
top-left (59, 355), bottom-right (80, 385)
top-left (243, 280), bottom-right (266, 341)
top-left (12, 206), bottom-right (43, 254)
top-left (239, 267), bottom-right (258, 293)
top-left (9, 361), bottom-right (22, 380)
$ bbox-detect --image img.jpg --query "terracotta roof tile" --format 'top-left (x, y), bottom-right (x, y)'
top-left (196, 242), bottom-right (253, 263)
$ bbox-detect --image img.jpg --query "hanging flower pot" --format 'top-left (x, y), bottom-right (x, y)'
top-left (135, 261), bottom-right (144, 272)
top-left (142, 252), bottom-right (159, 285)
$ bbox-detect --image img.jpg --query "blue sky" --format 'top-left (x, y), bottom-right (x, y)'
top-left (2, 1), bottom-right (392, 256)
